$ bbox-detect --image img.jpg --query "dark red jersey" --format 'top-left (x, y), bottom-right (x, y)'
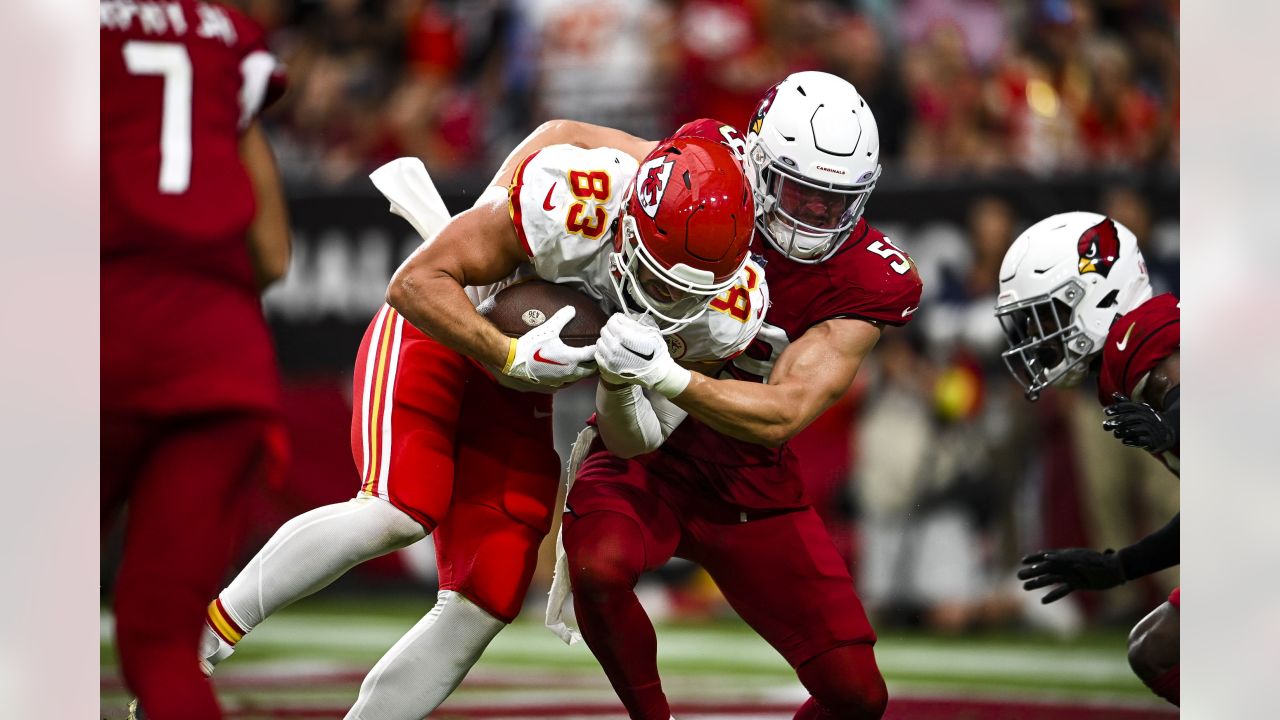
top-left (1097, 293), bottom-right (1180, 474)
top-left (102, 1), bottom-right (286, 415)
top-left (652, 219), bottom-right (924, 510)
top-left (1097, 294), bottom-right (1179, 405)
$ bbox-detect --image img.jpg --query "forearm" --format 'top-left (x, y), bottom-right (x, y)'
top-left (595, 382), bottom-right (687, 458)
top-left (673, 373), bottom-right (805, 447)
top-left (386, 270), bottom-right (512, 369)
top-left (240, 122), bottom-right (291, 291)
top-left (1117, 513), bottom-right (1179, 580)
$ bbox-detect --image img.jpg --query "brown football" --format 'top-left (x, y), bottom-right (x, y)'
top-left (476, 279), bottom-right (608, 347)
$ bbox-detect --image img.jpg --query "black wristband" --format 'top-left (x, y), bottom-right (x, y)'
top-left (1116, 512), bottom-right (1180, 580)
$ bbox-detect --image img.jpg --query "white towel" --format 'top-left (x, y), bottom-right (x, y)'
top-left (368, 157), bottom-right (453, 242)
top-left (545, 425), bottom-right (598, 645)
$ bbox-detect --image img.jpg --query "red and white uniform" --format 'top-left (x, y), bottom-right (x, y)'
top-left (101, 3), bottom-right (287, 717)
top-left (351, 145), bottom-right (766, 621)
top-left (1097, 293), bottom-right (1180, 475)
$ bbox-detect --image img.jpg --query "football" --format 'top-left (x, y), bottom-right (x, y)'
top-left (477, 279), bottom-right (608, 347)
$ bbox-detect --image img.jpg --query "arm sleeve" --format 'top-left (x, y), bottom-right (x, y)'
top-left (594, 383), bottom-right (688, 458)
top-left (1117, 513), bottom-right (1179, 580)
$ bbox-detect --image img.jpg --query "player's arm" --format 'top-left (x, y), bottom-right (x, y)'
top-left (385, 190), bottom-right (594, 384)
top-left (387, 194), bottom-right (523, 366)
top-left (488, 120), bottom-right (657, 188)
top-left (240, 121), bottom-right (291, 291)
top-left (675, 319), bottom-right (882, 447)
top-left (1018, 513), bottom-right (1178, 604)
top-left (1103, 351), bottom-right (1180, 453)
top-left (594, 379), bottom-right (690, 458)
top-left (596, 314), bottom-right (880, 448)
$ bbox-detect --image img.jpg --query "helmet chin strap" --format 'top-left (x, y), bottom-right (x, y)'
top-left (765, 215), bottom-right (844, 263)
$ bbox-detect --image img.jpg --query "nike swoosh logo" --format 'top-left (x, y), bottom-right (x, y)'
top-left (1115, 322), bottom-right (1136, 352)
top-left (533, 409), bottom-right (553, 418)
top-left (543, 184), bottom-right (557, 212)
top-left (533, 348), bottom-right (566, 365)
top-left (901, 306), bottom-right (918, 317)
top-left (622, 344), bottom-right (654, 361)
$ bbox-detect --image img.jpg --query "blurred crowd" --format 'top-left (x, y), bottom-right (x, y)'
top-left (231, 0), bottom-right (1180, 187)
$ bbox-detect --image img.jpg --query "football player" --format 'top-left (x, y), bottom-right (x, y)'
top-left (536, 71), bottom-right (921, 720)
top-left (995, 212), bottom-right (1179, 706)
top-left (101, 2), bottom-right (290, 718)
top-left (198, 134), bottom-right (764, 719)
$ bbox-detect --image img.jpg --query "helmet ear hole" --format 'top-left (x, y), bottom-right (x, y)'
top-left (1096, 289), bottom-right (1120, 309)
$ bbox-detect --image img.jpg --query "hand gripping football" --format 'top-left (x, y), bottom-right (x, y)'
top-left (477, 280), bottom-right (607, 347)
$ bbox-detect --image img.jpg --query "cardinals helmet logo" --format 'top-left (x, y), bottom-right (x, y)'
top-left (1077, 217), bottom-right (1121, 277)
top-left (636, 156), bottom-right (675, 219)
top-left (749, 84), bottom-right (779, 135)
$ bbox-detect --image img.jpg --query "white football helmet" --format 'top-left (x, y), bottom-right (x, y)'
top-left (744, 71), bottom-right (881, 263)
top-left (995, 212), bottom-right (1152, 400)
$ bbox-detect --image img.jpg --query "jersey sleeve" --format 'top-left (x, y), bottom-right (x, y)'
top-left (672, 259), bottom-right (770, 363)
top-left (803, 223), bottom-right (923, 330)
top-left (506, 144), bottom-right (638, 278)
top-left (1098, 294), bottom-right (1180, 405)
top-left (228, 4), bottom-right (287, 128)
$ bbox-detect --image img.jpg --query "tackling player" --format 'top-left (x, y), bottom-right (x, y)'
top-left (101, 2), bottom-right (290, 718)
top-left (197, 133), bottom-right (763, 719)
top-left (995, 212), bottom-right (1179, 706)
top-left (540, 71), bottom-right (922, 720)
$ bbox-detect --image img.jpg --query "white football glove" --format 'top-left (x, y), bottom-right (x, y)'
top-left (594, 314), bottom-right (692, 398)
top-left (502, 306), bottom-right (598, 388)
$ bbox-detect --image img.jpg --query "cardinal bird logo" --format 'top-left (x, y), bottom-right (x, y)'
top-left (636, 156), bottom-right (675, 219)
top-left (750, 84), bottom-right (779, 135)
top-left (1077, 217), bottom-right (1121, 277)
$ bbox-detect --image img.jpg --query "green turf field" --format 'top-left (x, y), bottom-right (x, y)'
top-left (101, 593), bottom-right (1173, 719)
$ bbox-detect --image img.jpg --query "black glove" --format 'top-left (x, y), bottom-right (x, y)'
top-left (1017, 548), bottom-right (1126, 604)
top-left (1103, 394), bottom-right (1177, 453)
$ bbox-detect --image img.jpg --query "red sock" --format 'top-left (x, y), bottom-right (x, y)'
top-left (1148, 665), bottom-right (1179, 706)
top-left (565, 511), bottom-right (671, 720)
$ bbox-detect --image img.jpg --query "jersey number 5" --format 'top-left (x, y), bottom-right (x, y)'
top-left (866, 239), bottom-right (911, 274)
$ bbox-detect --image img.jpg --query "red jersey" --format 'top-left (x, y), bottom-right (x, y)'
top-left (1097, 293), bottom-right (1180, 474)
top-left (102, 1), bottom-right (286, 415)
top-left (651, 220), bottom-right (924, 510)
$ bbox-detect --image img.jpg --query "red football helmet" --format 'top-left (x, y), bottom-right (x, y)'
top-left (611, 136), bottom-right (755, 334)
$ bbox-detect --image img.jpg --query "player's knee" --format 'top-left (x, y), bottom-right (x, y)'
top-left (1128, 603), bottom-right (1178, 683)
top-left (563, 512), bottom-right (645, 601)
top-left (352, 497), bottom-right (428, 554)
top-left (799, 644), bottom-right (888, 720)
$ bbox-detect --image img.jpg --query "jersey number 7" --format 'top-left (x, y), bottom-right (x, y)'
top-left (123, 41), bottom-right (193, 194)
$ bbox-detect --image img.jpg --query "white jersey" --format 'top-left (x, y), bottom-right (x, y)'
top-left (507, 144), bottom-right (767, 363)
top-left (370, 147), bottom-right (768, 364)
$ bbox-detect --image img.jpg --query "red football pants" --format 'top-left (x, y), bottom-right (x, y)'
top-left (103, 411), bottom-right (283, 720)
top-left (564, 444), bottom-right (884, 719)
top-left (349, 305), bottom-right (561, 622)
